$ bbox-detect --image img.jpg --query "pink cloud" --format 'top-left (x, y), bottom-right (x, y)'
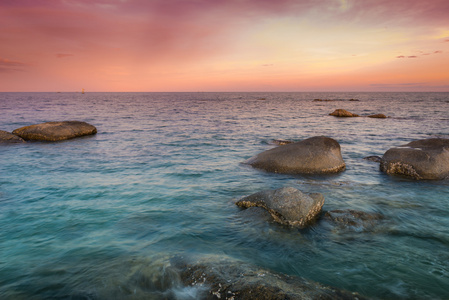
top-left (0, 57), bottom-right (28, 72)
top-left (56, 53), bottom-right (74, 58)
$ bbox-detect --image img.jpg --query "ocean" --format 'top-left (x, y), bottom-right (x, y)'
top-left (1, 92), bottom-right (448, 299)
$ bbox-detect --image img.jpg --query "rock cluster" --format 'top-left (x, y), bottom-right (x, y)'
top-left (380, 138), bottom-right (449, 180)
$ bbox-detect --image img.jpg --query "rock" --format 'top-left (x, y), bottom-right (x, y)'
top-left (363, 156), bottom-right (382, 163)
top-left (329, 109), bottom-right (359, 117)
top-left (235, 187), bottom-right (324, 227)
top-left (323, 209), bottom-right (384, 231)
top-left (12, 121), bottom-right (97, 141)
top-left (243, 136), bottom-right (345, 174)
top-left (367, 114), bottom-right (387, 118)
top-left (171, 255), bottom-right (366, 300)
top-left (0, 130), bottom-right (26, 143)
top-left (271, 139), bottom-right (293, 145)
top-left (380, 138), bottom-right (449, 180)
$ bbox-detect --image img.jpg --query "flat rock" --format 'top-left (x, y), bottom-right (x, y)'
top-left (367, 114), bottom-right (387, 118)
top-left (235, 187), bottom-right (324, 227)
top-left (12, 121), bottom-right (97, 141)
top-left (0, 130), bottom-right (26, 143)
top-left (380, 138), bottom-right (449, 180)
top-left (171, 255), bottom-right (366, 300)
top-left (329, 109), bottom-right (359, 117)
top-left (243, 136), bottom-right (345, 174)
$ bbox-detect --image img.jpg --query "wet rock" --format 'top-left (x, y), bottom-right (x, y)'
top-left (235, 187), bottom-right (324, 227)
top-left (171, 255), bottom-right (367, 300)
top-left (323, 209), bottom-right (384, 231)
top-left (329, 109), bottom-right (359, 117)
top-left (380, 138), bottom-right (449, 180)
top-left (243, 136), bottom-right (345, 175)
top-left (363, 156), bottom-right (382, 163)
top-left (12, 121), bottom-right (97, 141)
top-left (271, 139), bottom-right (293, 146)
top-left (0, 130), bottom-right (26, 143)
top-left (367, 114), bottom-right (387, 118)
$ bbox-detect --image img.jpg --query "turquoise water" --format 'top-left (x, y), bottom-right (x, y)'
top-left (1, 92), bottom-right (449, 299)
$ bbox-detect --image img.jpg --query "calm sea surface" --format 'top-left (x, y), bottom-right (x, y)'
top-left (1, 92), bottom-right (449, 299)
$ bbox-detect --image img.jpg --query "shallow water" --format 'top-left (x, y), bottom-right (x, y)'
top-left (1, 92), bottom-right (449, 299)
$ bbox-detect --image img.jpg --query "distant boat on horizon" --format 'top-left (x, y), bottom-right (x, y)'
top-left (82, 88), bottom-right (85, 94)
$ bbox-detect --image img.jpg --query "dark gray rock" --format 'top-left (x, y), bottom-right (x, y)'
top-left (171, 255), bottom-right (367, 300)
top-left (329, 109), bottom-right (359, 117)
top-left (380, 138), bottom-right (449, 180)
top-left (0, 130), bottom-right (26, 143)
top-left (235, 187), bottom-right (324, 227)
top-left (12, 121), bottom-right (97, 141)
top-left (243, 136), bottom-right (345, 174)
top-left (363, 156), bottom-right (382, 163)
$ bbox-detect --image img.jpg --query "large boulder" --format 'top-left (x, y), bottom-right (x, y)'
top-left (12, 121), bottom-right (97, 141)
top-left (235, 187), bottom-right (324, 227)
top-left (0, 130), bottom-right (26, 143)
top-left (329, 109), bottom-right (359, 117)
top-left (243, 136), bottom-right (345, 174)
top-left (380, 138), bottom-right (449, 180)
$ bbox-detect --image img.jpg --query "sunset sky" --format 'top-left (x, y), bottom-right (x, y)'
top-left (1, 0), bottom-right (449, 92)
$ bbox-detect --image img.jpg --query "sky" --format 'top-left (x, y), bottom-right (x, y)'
top-left (1, 0), bottom-right (449, 92)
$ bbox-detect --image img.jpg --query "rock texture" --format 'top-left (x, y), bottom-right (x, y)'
top-left (380, 138), bottom-right (449, 180)
top-left (12, 121), bottom-right (97, 141)
top-left (243, 136), bottom-right (345, 174)
top-left (172, 255), bottom-right (366, 300)
top-left (329, 109), bottom-right (359, 117)
top-left (235, 187), bottom-right (324, 227)
top-left (0, 130), bottom-right (26, 143)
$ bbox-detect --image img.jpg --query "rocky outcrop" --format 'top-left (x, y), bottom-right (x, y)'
top-left (329, 109), bottom-right (359, 117)
top-left (12, 121), bottom-right (97, 141)
top-left (235, 187), bottom-right (324, 227)
top-left (171, 255), bottom-right (366, 300)
top-left (380, 138), bottom-right (449, 180)
top-left (243, 136), bottom-right (345, 175)
top-left (0, 130), bottom-right (26, 143)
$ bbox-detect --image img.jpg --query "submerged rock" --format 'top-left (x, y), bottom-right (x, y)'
top-left (235, 187), bottom-right (324, 227)
top-left (367, 113), bottom-right (387, 118)
top-left (12, 121), bottom-right (97, 141)
top-left (329, 109), bottom-right (359, 117)
top-left (271, 139), bottom-right (293, 146)
top-left (243, 136), bottom-right (345, 174)
top-left (323, 209), bottom-right (384, 231)
top-left (0, 130), bottom-right (26, 143)
top-left (171, 255), bottom-right (366, 300)
top-left (363, 156), bottom-right (382, 163)
top-left (380, 138), bottom-right (449, 180)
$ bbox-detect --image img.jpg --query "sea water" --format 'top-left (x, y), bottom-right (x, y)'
top-left (1, 92), bottom-right (448, 299)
